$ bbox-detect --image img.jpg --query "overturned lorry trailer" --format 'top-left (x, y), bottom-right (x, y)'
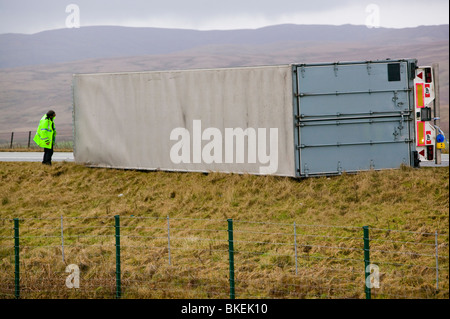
top-left (72, 59), bottom-right (442, 178)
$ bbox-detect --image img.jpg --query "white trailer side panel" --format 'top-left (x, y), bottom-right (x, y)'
top-left (73, 65), bottom-right (296, 176)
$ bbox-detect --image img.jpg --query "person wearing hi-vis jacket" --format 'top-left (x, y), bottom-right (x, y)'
top-left (33, 110), bottom-right (56, 165)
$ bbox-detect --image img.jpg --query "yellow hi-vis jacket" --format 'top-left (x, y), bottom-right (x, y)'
top-left (33, 114), bottom-right (56, 149)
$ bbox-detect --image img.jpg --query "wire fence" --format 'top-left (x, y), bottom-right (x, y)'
top-left (0, 215), bottom-right (448, 299)
top-left (0, 130), bottom-right (73, 149)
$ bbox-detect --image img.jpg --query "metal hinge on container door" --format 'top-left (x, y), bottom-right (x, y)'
top-left (367, 62), bottom-right (372, 75)
top-left (337, 161), bottom-right (342, 174)
top-left (392, 91), bottom-right (404, 108)
top-left (334, 63), bottom-right (339, 77)
top-left (393, 128), bottom-right (399, 140)
top-left (303, 163), bottom-right (310, 176)
top-left (392, 91), bottom-right (398, 106)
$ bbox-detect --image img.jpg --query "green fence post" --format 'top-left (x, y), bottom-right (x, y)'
top-left (14, 218), bottom-right (20, 299)
top-left (363, 226), bottom-right (371, 300)
top-left (227, 219), bottom-right (235, 299)
top-left (115, 215), bottom-right (121, 299)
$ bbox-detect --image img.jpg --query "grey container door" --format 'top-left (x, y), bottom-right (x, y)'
top-left (294, 61), bottom-right (415, 177)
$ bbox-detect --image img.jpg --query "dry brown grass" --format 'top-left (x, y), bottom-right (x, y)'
top-left (0, 162), bottom-right (448, 299)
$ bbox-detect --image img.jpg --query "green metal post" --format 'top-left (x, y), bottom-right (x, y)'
top-left (227, 219), bottom-right (235, 299)
top-left (14, 218), bottom-right (20, 299)
top-left (115, 215), bottom-right (121, 299)
top-left (363, 226), bottom-right (371, 300)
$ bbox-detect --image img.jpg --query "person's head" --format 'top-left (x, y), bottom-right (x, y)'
top-left (46, 110), bottom-right (56, 120)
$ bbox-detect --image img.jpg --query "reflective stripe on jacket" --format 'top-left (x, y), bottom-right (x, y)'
top-left (33, 114), bottom-right (56, 149)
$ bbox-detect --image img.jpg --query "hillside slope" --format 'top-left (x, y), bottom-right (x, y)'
top-left (1, 24), bottom-right (447, 68)
top-left (0, 24), bottom-right (448, 135)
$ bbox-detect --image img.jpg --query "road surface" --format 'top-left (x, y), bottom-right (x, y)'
top-left (419, 153), bottom-right (449, 167)
top-left (0, 152), bottom-right (74, 162)
top-left (0, 152), bottom-right (447, 167)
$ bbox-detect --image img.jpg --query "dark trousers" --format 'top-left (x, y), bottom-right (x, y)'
top-left (43, 147), bottom-right (53, 165)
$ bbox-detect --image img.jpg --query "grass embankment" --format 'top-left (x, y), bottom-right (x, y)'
top-left (0, 162), bottom-right (448, 299)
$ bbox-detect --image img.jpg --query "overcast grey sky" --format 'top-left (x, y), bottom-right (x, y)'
top-left (0, 0), bottom-right (448, 34)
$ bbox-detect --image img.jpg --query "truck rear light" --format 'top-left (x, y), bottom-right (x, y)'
top-left (425, 67), bottom-right (432, 83)
top-left (427, 145), bottom-right (434, 161)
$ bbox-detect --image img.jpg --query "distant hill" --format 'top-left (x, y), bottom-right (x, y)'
top-left (0, 24), bottom-right (448, 68)
top-left (0, 24), bottom-right (448, 136)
